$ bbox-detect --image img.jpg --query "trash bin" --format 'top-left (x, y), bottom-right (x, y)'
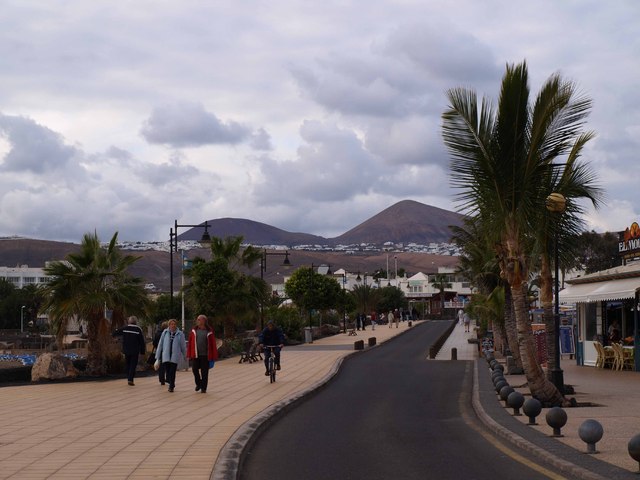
top-left (304, 327), bottom-right (313, 343)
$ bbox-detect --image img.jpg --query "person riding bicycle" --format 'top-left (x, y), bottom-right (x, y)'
top-left (258, 320), bottom-right (284, 376)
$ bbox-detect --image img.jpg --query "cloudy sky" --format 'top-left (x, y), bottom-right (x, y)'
top-left (0, 1), bottom-right (638, 242)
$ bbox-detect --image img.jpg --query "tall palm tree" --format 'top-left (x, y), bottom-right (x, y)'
top-left (443, 61), bottom-right (596, 405)
top-left (430, 273), bottom-right (452, 318)
top-left (41, 232), bottom-right (149, 375)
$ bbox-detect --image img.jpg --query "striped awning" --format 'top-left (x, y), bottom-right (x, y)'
top-left (560, 277), bottom-right (640, 303)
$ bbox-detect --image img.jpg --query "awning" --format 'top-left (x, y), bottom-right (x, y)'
top-left (560, 277), bottom-right (640, 303)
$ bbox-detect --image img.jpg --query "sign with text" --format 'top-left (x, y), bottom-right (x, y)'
top-left (619, 221), bottom-right (640, 257)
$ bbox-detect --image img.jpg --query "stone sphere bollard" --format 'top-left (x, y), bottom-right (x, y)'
top-left (578, 419), bottom-right (604, 454)
top-left (490, 359), bottom-right (499, 370)
top-left (485, 353), bottom-right (495, 364)
top-left (491, 369), bottom-right (503, 380)
top-left (492, 372), bottom-right (505, 384)
top-left (523, 398), bottom-right (542, 425)
top-left (507, 391), bottom-right (525, 416)
top-left (628, 434), bottom-right (640, 473)
top-left (499, 385), bottom-right (515, 406)
top-left (494, 379), bottom-right (508, 394)
top-left (546, 407), bottom-right (568, 437)
top-left (493, 363), bottom-right (505, 373)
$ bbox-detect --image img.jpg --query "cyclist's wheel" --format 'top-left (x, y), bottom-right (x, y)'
top-left (270, 363), bottom-right (276, 383)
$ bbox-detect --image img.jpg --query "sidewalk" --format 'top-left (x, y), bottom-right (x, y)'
top-left (435, 321), bottom-right (639, 477)
top-left (0, 321), bottom-right (416, 480)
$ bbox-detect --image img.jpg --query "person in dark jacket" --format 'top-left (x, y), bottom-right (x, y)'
top-left (258, 320), bottom-right (285, 376)
top-left (112, 316), bottom-right (146, 386)
top-left (152, 321), bottom-right (168, 385)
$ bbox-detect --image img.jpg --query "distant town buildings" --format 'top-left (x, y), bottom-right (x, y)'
top-left (0, 265), bottom-right (51, 289)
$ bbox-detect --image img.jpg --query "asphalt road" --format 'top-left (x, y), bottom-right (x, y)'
top-left (239, 321), bottom-right (574, 480)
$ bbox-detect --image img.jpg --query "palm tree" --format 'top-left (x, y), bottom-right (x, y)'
top-left (443, 61), bottom-right (596, 405)
top-left (185, 236), bottom-right (265, 339)
top-left (430, 274), bottom-right (451, 318)
top-left (41, 232), bottom-right (150, 375)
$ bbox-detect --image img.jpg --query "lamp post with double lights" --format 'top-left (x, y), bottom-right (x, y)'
top-left (546, 192), bottom-right (566, 393)
top-left (169, 220), bottom-right (212, 326)
top-left (20, 305), bottom-right (25, 333)
top-left (259, 249), bottom-right (291, 329)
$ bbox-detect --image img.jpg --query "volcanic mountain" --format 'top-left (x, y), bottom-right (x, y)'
top-left (181, 200), bottom-right (463, 246)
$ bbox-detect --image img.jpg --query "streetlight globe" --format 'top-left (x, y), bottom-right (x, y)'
top-left (546, 193), bottom-right (566, 213)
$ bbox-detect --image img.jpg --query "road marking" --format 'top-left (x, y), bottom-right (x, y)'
top-left (459, 363), bottom-right (569, 480)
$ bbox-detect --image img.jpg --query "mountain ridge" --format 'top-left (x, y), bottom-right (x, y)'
top-left (180, 200), bottom-right (463, 246)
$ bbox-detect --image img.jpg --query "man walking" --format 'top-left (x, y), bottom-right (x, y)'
top-left (187, 314), bottom-right (219, 393)
top-left (112, 316), bottom-right (146, 386)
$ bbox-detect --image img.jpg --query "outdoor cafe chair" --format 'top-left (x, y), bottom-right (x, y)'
top-left (611, 342), bottom-right (624, 370)
top-left (594, 341), bottom-right (615, 369)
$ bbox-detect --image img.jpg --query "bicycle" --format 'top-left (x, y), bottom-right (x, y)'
top-left (263, 345), bottom-right (280, 383)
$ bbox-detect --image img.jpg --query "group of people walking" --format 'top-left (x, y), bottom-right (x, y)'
top-left (113, 314), bottom-right (219, 393)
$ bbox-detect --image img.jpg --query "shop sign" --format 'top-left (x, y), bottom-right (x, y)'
top-left (619, 221), bottom-right (640, 256)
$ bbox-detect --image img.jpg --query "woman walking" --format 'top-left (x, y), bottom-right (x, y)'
top-left (156, 319), bottom-right (186, 392)
top-left (187, 314), bottom-right (219, 394)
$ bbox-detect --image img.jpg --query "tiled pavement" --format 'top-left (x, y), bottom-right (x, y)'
top-left (3, 319), bottom-right (638, 479)
top-left (0, 322), bottom-right (415, 480)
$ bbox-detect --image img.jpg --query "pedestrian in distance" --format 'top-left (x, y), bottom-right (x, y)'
top-left (112, 315), bottom-right (146, 386)
top-left (187, 314), bottom-right (219, 394)
top-left (463, 312), bottom-right (471, 333)
top-left (394, 309), bottom-right (400, 328)
top-left (457, 309), bottom-right (464, 326)
top-left (258, 320), bottom-right (285, 376)
top-left (156, 319), bottom-right (186, 392)
top-left (152, 321), bottom-right (168, 385)
top-left (388, 310), bottom-right (394, 329)
top-left (371, 311), bottom-right (377, 331)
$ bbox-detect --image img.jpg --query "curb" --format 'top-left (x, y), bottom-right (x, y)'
top-left (211, 324), bottom-right (420, 480)
top-left (471, 360), bottom-right (607, 480)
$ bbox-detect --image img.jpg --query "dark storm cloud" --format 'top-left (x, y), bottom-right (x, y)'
top-left (140, 102), bottom-right (252, 147)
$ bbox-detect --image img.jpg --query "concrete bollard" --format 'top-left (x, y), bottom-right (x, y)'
top-left (507, 391), bottom-right (525, 416)
top-left (451, 347), bottom-right (457, 360)
top-left (368, 337), bottom-right (376, 347)
top-left (546, 407), bottom-right (568, 437)
top-left (354, 340), bottom-right (364, 351)
top-left (578, 419), bottom-right (604, 454)
top-left (628, 434), bottom-right (640, 472)
top-left (523, 398), bottom-right (542, 425)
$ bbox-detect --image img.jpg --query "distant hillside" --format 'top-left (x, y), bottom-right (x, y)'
top-left (189, 200), bottom-right (463, 246)
top-left (333, 200), bottom-right (463, 245)
top-left (178, 218), bottom-right (326, 245)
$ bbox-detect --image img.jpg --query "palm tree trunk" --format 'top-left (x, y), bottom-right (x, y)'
top-left (512, 283), bottom-right (567, 406)
top-left (85, 314), bottom-right (107, 376)
top-left (503, 283), bottom-right (523, 370)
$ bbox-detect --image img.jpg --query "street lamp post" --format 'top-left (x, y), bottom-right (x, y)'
top-left (20, 305), bottom-right (25, 333)
top-left (356, 272), bottom-right (368, 327)
top-left (169, 220), bottom-right (212, 324)
top-left (342, 272), bottom-right (347, 333)
top-left (259, 249), bottom-right (290, 329)
top-left (546, 192), bottom-right (566, 393)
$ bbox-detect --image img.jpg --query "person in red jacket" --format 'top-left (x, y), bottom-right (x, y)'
top-left (187, 314), bottom-right (219, 393)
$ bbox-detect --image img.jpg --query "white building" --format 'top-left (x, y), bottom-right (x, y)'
top-left (0, 265), bottom-right (52, 288)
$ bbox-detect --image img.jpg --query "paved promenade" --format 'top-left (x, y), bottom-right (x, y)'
top-left (436, 321), bottom-right (640, 478)
top-left (2, 319), bottom-right (638, 479)
top-left (0, 322), bottom-right (414, 480)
